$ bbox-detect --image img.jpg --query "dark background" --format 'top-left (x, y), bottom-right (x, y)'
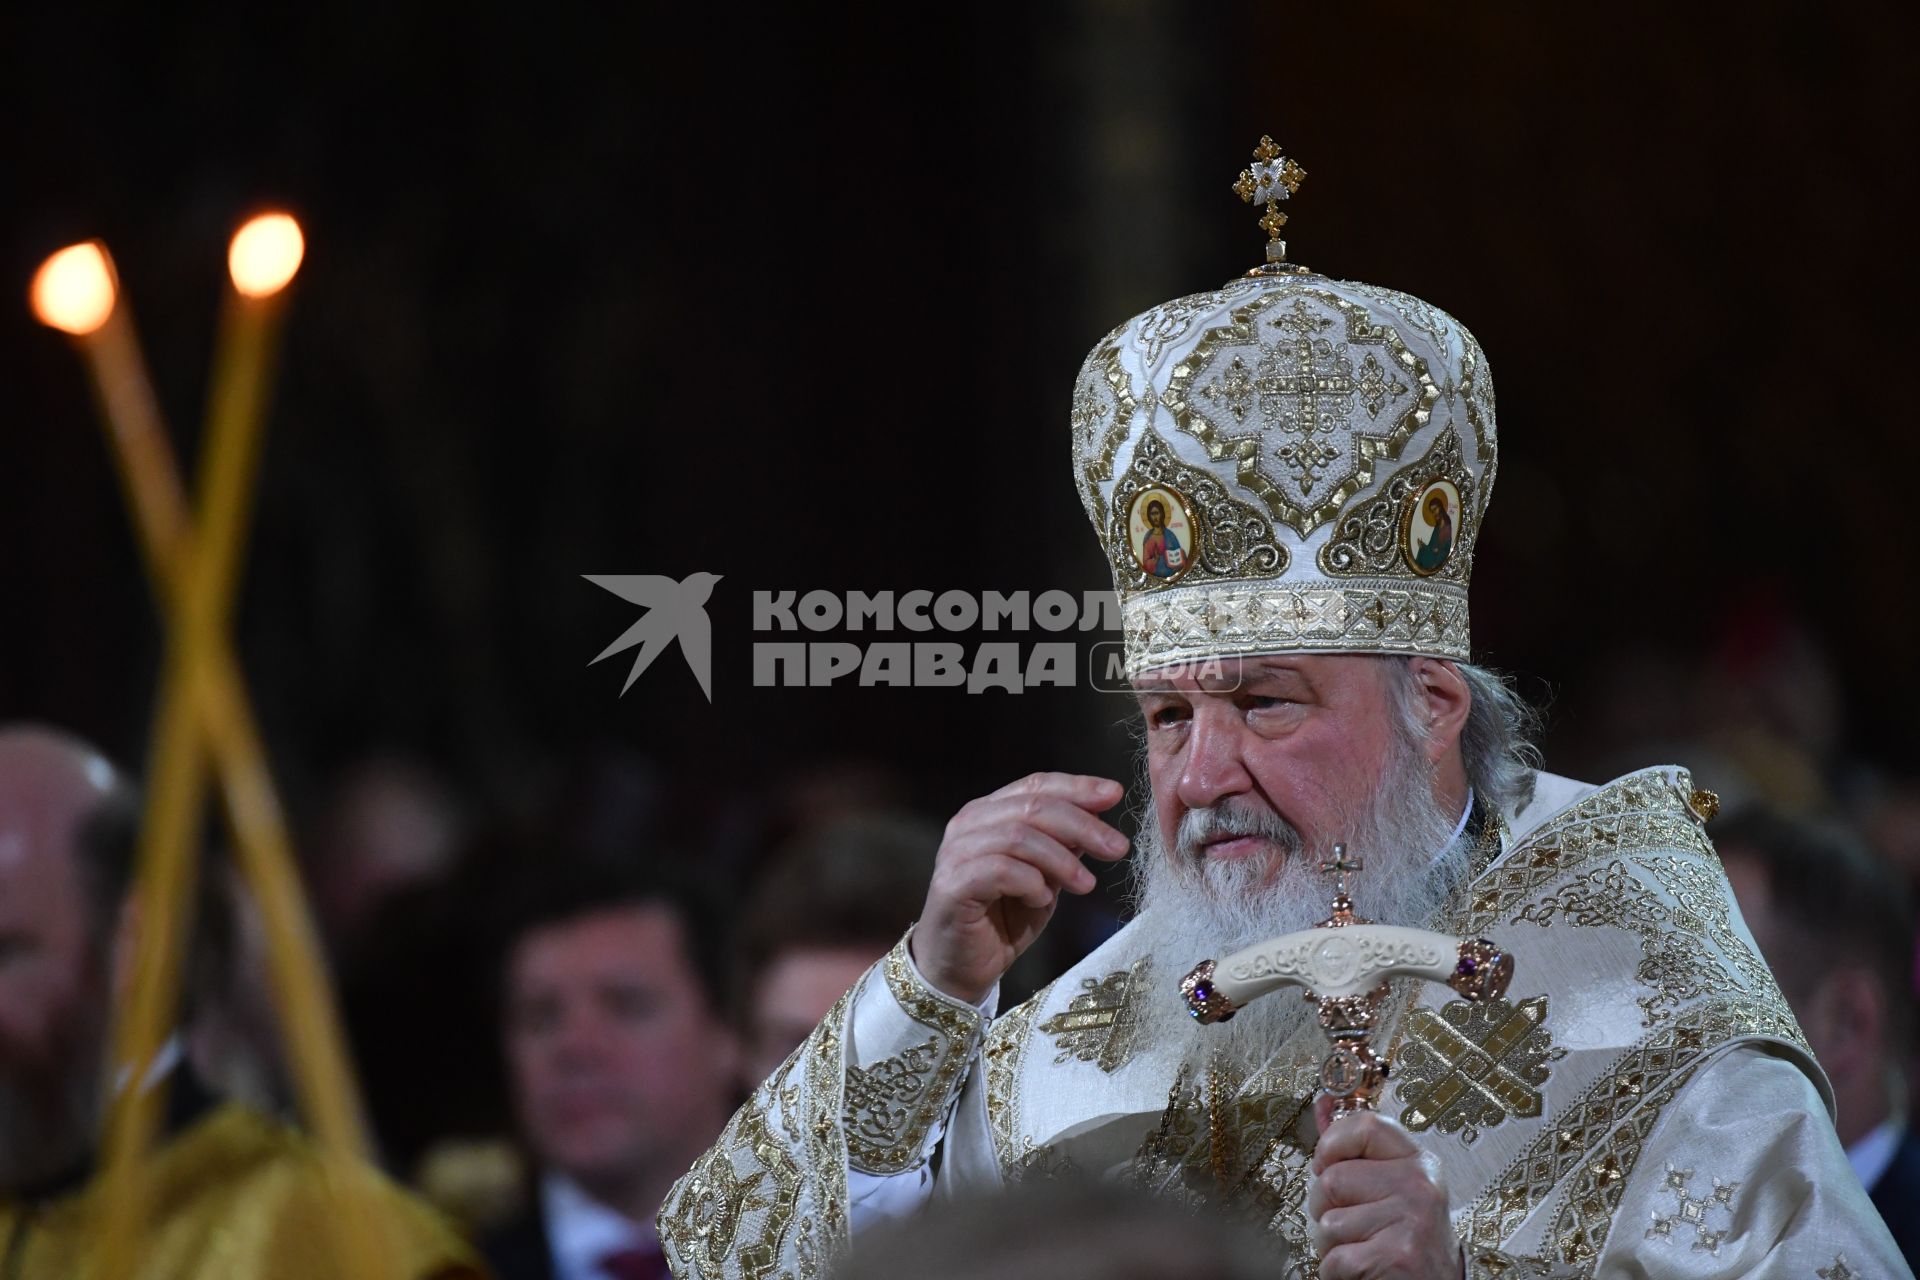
top-left (4, 1), bottom-right (1916, 858)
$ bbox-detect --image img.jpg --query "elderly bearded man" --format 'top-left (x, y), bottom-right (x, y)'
top-left (658, 142), bottom-right (1909, 1278)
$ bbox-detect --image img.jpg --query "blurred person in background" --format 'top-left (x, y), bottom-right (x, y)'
top-left (1859, 773), bottom-right (1920, 890)
top-left (309, 751), bottom-right (484, 1175)
top-left (306, 752), bottom-right (467, 961)
top-left (734, 812), bottom-right (939, 1085)
top-left (485, 864), bottom-right (739, 1280)
top-left (1719, 809), bottom-right (1919, 1266)
top-left (0, 725), bottom-right (480, 1278)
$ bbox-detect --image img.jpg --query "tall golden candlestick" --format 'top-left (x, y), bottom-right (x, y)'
top-left (34, 222), bottom-right (399, 1280)
top-left (89, 239), bottom-right (273, 1280)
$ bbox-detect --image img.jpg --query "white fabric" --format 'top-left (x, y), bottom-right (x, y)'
top-left (540, 1173), bottom-right (652, 1280)
top-left (844, 948), bottom-right (997, 1229)
top-left (1847, 1117), bottom-right (1905, 1195)
top-left (1591, 1048), bottom-right (1908, 1273)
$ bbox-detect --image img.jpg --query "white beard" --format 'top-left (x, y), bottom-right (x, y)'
top-left (1127, 725), bottom-right (1470, 1075)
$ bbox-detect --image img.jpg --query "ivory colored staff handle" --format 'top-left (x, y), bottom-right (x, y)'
top-left (1180, 925), bottom-right (1511, 1023)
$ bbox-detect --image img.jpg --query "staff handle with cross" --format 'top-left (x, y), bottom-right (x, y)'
top-left (1178, 845), bottom-right (1513, 1119)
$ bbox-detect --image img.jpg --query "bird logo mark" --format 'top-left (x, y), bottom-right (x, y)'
top-left (583, 572), bottom-right (721, 701)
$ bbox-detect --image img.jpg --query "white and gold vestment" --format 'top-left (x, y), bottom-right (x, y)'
top-left (661, 766), bottom-right (1908, 1277)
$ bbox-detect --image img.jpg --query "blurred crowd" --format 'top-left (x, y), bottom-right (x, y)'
top-left (2, 600), bottom-right (1917, 1276)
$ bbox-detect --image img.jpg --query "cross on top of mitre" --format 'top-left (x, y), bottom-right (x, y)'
top-left (1233, 136), bottom-right (1306, 258)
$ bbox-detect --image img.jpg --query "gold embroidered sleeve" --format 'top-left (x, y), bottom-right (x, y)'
top-left (841, 930), bottom-right (989, 1176)
top-left (660, 988), bottom-right (853, 1280)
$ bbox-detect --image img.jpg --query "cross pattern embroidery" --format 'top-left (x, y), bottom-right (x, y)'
top-left (1258, 300), bottom-right (1354, 495)
top-left (1394, 995), bottom-right (1559, 1143)
top-left (1193, 299), bottom-right (1357, 497)
top-left (1644, 1163), bottom-right (1739, 1255)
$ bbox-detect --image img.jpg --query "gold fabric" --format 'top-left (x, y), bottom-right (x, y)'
top-left (0, 1103), bottom-right (482, 1280)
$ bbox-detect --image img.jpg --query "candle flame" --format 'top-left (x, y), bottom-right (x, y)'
top-left (228, 213), bottom-right (305, 298)
top-left (31, 242), bottom-right (118, 335)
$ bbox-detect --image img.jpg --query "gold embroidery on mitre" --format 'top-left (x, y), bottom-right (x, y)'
top-left (1319, 424), bottom-right (1479, 585)
top-left (1159, 286), bottom-right (1439, 536)
top-left (1120, 580), bottom-right (1470, 676)
top-left (1128, 279), bottom-right (1266, 368)
top-left (1395, 994), bottom-right (1563, 1144)
top-left (1340, 280), bottom-right (1455, 350)
top-left (1037, 956), bottom-right (1151, 1073)
top-left (1458, 324), bottom-right (1498, 492)
top-left (1106, 432), bottom-right (1285, 593)
top-left (1070, 336), bottom-right (1137, 530)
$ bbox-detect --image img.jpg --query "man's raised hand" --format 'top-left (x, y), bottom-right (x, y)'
top-left (910, 773), bottom-right (1129, 1004)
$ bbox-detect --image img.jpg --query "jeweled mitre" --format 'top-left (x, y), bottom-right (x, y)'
top-left (1072, 141), bottom-right (1497, 676)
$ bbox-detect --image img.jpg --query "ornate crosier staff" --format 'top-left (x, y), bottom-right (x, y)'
top-left (1180, 844), bottom-right (1514, 1120)
top-left (32, 220), bottom-right (400, 1280)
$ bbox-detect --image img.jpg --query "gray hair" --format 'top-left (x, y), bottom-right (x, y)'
top-left (1390, 658), bottom-right (1542, 818)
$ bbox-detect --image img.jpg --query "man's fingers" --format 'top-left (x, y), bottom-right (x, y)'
top-left (1311, 1155), bottom-right (1425, 1209)
top-left (1312, 1108), bottom-right (1420, 1172)
top-left (952, 854), bottom-right (1056, 911)
top-left (980, 793), bottom-right (1129, 860)
top-left (1308, 1197), bottom-right (1400, 1251)
top-left (989, 771), bottom-right (1126, 814)
top-left (1319, 1240), bottom-right (1391, 1280)
top-left (996, 824), bottom-right (1098, 892)
top-left (949, 822), bottom-right (1094, 893)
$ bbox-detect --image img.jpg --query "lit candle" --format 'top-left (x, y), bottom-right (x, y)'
top-left (31, 243), bottom-right (193, 573)
top-left (199, 212), bottom-right (304, 573)
top-left (35, 220), bottom-right (397, 1280)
